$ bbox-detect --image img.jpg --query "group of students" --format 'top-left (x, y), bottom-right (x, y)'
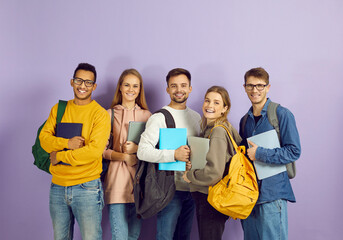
top-left (39, 63), bottom-right (301, 240)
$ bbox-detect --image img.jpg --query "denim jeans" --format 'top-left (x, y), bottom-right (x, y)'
top-left (49, 179), bottom-right (104, 240)
top-left (241, 199), bottom-right (288, 240)
top-left (108, 203), bottom-right (142, 240)
top-left (192, 192), bottom-right (229, 240)
top-left (156, 191), bottom-right (195, 240)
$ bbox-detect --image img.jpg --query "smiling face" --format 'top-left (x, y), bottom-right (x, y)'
top-left (244, 76), bottom-right (270, 106)
top-left (70, 69), bottom-right (97, 105)
top-left (120, 74), bottom-right (141, 105)
top-left (166, 74), bottom-right (192, 108)
top-left (202, 91), bottom-right (228, 124)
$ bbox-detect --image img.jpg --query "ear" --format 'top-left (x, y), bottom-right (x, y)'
top-left (189, 85), bottom-right (192, 93)
top-left (243, 84), bottom-right (248, 93)
top-left (92, 83), bottom-right (97, 91)
top-left (166, 86), bottom-right (170, 94)
top-left (70, 79), bottom-right (74, 87)
top-left (266, 84), bottom-right (271, 93)
top-left (222, 105), bottom-right (228, 114)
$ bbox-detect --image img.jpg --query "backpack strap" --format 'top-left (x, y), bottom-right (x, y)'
top-left (210, 125), bottom-right (239, 151)
top-left (154, 108), bottom-right (176, 128)
top-left (267, 101), bottom-right (280, 142)
top-left (111, 108), bottom-right (115, 132)
top-left (240, 113), bottom-right (249, 137)
top-left (153, 108), bottom-right (175, 176)
top-left (210, 124), bottom-right (243, 177)
top-left (106, 108), bottom-right (115, 150)
top-left (56, 100), bottom-right (68, 123)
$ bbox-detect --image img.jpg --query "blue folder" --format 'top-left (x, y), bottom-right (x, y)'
top-left (247, 129), bottom-right (286, 179)
top-left (158, 128), bottom-right (187, 171)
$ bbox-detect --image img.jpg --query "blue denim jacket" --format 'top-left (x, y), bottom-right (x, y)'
top-left (239, 99), bottom-right (301, 203)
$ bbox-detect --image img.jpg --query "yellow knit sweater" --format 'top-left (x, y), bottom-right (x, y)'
top-left (39, 100), bottom-right (110, 186)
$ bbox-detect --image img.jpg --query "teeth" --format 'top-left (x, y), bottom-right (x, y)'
top-left (206, 109), bottom-right (214, 113)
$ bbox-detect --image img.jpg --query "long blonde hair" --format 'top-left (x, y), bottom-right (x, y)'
top-left (201, 86), bottom-right (231, 131)
top-left (110, 69), bottom-right (149, 110)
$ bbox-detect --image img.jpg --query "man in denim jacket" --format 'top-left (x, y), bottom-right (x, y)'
top-left (239, 67), bottom-right (301, 240)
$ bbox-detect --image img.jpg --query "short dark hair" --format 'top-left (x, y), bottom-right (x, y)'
top-left (166, 68), bottom-right (191, 85)
top-left (73, 63), bottom-right (97, 83)
top-left (244, 67), bottom-right (269, 85)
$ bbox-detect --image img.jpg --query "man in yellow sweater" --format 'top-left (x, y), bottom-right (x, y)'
top-left (39, 63), bottom-right (110, 240)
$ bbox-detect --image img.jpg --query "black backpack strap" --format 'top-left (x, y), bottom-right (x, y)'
top-left (153, 108), bottom-right (175, 176)
top-left (240, 112), bottom-right (249, 137)
top-left (107, 108), bottom-right (115, 149)
top-left (267, 101), bottom-right (280, 142)
top-left (154, 108), bottom-right (176, 128)
top-left (56, 100), bottom-right (68, 123)
top-left (111, 108), bottom-right (115, 133)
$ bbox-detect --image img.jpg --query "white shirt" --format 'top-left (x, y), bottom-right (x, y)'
top-left (137, 105), bottom-right (201, 191)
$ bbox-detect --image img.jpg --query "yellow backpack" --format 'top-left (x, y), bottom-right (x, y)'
top-left (207, 125), bottom-right (259, 220)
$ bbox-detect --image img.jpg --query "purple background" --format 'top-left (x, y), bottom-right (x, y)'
top-left (1, 0), bottom-right (342, 239)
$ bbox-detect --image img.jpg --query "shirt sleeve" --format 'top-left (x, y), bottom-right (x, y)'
top-left (255, 107), bottom-right (301, 165)
top-left (39, 103), bottom-right (69, 152)
top-left (137, 113), bottom-right (175, 163)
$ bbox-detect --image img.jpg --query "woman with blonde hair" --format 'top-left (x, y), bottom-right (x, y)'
top-left (183, 85), bottom-right (241, 240)
top-left (103, 69), bottom-right (151, 240)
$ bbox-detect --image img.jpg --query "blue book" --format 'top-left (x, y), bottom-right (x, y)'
top-left (56, 123), bottom-right (83, 139)
top-left (247, 129), bottom-right (286, 180)
top-left (56, 122), bottom-right (83, 165)
top-left (158, 128), bottom-right (187, 171)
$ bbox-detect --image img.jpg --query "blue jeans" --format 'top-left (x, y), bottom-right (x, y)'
top-left (49, 179), bottom-right (104, 240)
top-left (241, 199), bottom-right (288, 240)
top-left (108, 203), bottom-right (142, 240)
top-left (156, 191), bottom-right (195, 240)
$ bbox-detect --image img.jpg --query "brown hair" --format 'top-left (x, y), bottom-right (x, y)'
top-left (201, 86), bottom-right (231, 130)
top-left (166, 68), bottom-right (191, 86)
top-left (110, 69), bottom-right (149, 110)
top-left (244, 67), bottom-right (269, 85)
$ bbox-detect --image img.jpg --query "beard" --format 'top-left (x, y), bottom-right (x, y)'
top-left (171, 94), bottom-right (188, 104)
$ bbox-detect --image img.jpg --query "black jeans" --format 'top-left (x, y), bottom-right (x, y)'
top-left (191, 191), bottom-right (229, 240)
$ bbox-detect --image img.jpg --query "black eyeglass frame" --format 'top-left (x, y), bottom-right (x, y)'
top-left (72, 78), bottom-right (95, 87)
top-left (244, 84), bottom-right (268, 91)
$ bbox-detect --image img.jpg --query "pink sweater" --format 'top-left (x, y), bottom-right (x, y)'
top-left (103, 104), bottom-right (151, 204)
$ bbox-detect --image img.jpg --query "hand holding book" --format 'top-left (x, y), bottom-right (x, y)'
top-left (68, 136), bottom-right (85, 150)
top-left (247, 140), bottom-right (258, 161)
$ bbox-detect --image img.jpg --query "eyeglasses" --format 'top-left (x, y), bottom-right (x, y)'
top-left (72, 78), bottom-right (95, 87)
top-left (245, 84), bottom-right (268, 91)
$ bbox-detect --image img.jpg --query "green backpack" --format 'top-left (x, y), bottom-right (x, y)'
top-left (32, 100), bottom-right (68, 174)
top-left (241, 101), bottom-right (296, 179)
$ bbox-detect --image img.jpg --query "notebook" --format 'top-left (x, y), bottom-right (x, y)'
top-left (56, 123), bottom-right (83, 139)
top-left (187, 136), bottom-right (209, 170)
top-left (127, 121), bottom-right (146, 144)
top-left (158, 128), bottom-right (187, 171)
top-left (56, 122), bottom-right (83, 165)
top-left (247, 129), bottom-right (286, 179)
